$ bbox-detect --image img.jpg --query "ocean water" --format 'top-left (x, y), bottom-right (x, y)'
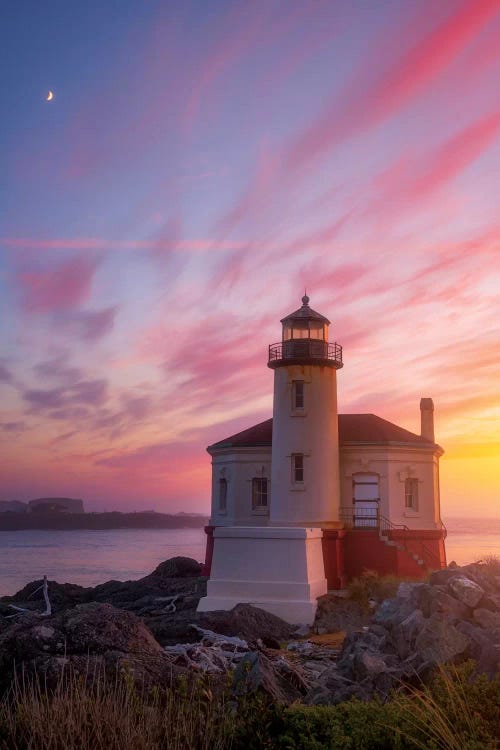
top-left (0, 527), bottom-right (206, 597)
top-left (0, 518), bottom-right (498, 597)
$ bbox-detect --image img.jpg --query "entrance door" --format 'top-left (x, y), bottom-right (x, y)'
top-left (352, 474), bottom-right (380, 527)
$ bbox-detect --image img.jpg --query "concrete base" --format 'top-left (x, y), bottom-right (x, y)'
top-left (197, 526), bottom-right (327, 625)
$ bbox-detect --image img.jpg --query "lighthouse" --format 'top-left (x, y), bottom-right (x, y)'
top-left (198, 295), bottom-right (446, 623)
top-left (197, 296), bottom-right (339, 624)
top-left (268, 295), bottom-right (343, 526)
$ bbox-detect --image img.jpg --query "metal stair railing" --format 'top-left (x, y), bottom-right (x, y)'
top-left (340, 507), bottom-right (444, 571)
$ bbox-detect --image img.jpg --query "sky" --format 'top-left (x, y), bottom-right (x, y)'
top-left (1, 0), bottom-right (499, 519)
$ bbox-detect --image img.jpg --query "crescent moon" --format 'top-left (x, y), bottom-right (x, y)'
top-left (46, 91), bottom-right (54, 101)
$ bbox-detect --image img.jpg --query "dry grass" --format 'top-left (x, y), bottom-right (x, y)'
top-left (0, 668), bottom-right (234, 750)
top-left (392, 663), bottom-right (500, 750)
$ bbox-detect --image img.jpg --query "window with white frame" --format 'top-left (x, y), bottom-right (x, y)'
top-left (405, 477), bottom-right (418, 510)
top-left (252, 477), bottom-right (268, 510)
top-left (219, 478), bottom-right (227, 511)
top-left (292, 380), bottom-right (305, 410)
top-left (292, 453), bottom-right (304, 483)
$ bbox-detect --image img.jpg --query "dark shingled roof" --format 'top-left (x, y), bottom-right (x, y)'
top-left (208, 414), bottom-right (439, 452)
top-left (280, 295), bottom-right (330, 325)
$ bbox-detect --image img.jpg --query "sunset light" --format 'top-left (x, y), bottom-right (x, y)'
top-left (1, 0), bottom-right (499, 521)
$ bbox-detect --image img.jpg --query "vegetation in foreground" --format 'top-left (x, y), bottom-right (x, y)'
top-left (0, 662), bottom-right (498, 750)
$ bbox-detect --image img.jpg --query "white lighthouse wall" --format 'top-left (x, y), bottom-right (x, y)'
top-left (197, 526), bottom-right (327, 624)
top-left (270, 365), bottom-right (340, 526)
top-left (209, 448), bottom-right (271, 526)
top-left (340, 446), bottom-right (442, 530)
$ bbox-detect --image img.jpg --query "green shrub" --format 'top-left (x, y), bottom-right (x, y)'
top-left (0, 660), bottom-right (498, 750)
top-left (347, 570), bottom-right (403, 609)
top-left (269, 700), bottom-right (410, 750)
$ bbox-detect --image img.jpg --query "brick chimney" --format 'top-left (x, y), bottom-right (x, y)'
top-left (420, 397), bottom-right (434, 442)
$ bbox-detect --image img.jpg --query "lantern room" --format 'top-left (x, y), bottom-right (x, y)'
top-left (268, 295), bottom-right (343, 369)
top-left (282, 295), bottom-right (329, 341)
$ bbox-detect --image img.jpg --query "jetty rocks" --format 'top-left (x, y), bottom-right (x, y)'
top-left (0, 557), bottom-right (499, 703)
top-left (313, 560), bottom-right (500, 704)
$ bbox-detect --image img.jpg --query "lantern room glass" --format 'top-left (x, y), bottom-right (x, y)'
top-left (282, 320), bottom-right (328, 341)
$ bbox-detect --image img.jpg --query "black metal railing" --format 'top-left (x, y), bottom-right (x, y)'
top-left (340, 507), bottom-right (445, 570)
top-left (268, 340), bottom-right (343, 367)
top-left (340, 506), bottom-right (380, 529)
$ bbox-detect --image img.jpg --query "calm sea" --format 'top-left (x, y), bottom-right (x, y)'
top-left (0, 518), bottom-right (498, 597)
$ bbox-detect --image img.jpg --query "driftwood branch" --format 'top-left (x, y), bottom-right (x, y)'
top-left (7, 575), bottom-right (52, 618)
top-left (42, 576), bottom-right (52, 616)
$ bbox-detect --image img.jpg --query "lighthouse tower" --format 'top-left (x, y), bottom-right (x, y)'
top-left (197, 296), bottom-right (340, 624)
top-left (269, 295), bottom-right (343, 526)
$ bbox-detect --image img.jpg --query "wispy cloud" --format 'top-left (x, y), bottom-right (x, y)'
top-left (284, 0), bottom-right (499, 172)
top-left (17, 255), bottom-right (98, 313)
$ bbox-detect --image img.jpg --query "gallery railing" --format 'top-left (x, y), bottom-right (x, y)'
top-left (268, 340), bottom-right (343, 367)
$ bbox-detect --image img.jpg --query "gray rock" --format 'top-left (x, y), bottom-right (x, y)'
top-left (232, 650), bottom-right (306, 704)
top-left (148, 557), bottom-right (202, 578)
top-left (198, 603), bottom-right (295, 643)
top-left (392, 608), bottom-right (425, 659)
top-left (396, 582), bottom-right (424, 604)
top-left (429, 568), bottom-right (464, 586)
top-left (449, 577), bottom-right (484, 608)
top-left (472, 608), bottom-right (500, 630)
top-left (479, 593), bottom-right (500, 612)
top-left (416, 586), bottom-right (471, 621)
top-left (354, 650), bottom-right (387, 679)
top-left (415, 614), bottom-right (469, 664)
top-left (0, 602), bottom-right (185, 694)
top-left (372, 596), bottom-right (413, 629)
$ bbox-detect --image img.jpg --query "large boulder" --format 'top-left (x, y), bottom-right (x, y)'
top-left (198, 603), bottom-right (296, 643)
top-left (416, 585), bottom-right (471, 621)
top-left (414, 614), bottom-right (470, 664)
top-left (0, 602), bottom-right (183, 694)
top-left (148, 557), bottom-right (202, 579)
top-left (449, 577), bottom-right (484, 608)
top-left (232, 650), bottom-right (307, 704)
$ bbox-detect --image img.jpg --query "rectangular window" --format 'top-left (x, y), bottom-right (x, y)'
top-left (293, 380), bottom-right (304, 409)
top-left (252, 478), bottom-right (268, 510)
top-left (219, 478), bottom-right (227, 511)
top-left (405, 478), bottom-right (418, 510)
top-left (292, 454), bottom-right (304, 483)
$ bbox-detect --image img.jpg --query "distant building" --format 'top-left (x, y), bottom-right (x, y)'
top-left (28, 497), bottom-right (84, 514)
top-left (0, 500), bottom-right (28, 513)
top-left (198, 296), bottom-right (447, 624)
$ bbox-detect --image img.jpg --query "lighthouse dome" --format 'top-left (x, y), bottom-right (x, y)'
top-left (268, 295), bottom-right (342, 369)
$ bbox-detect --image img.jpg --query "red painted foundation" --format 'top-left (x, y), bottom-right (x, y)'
top-left (201, 525), bottom-right (215, 577)
top-left (202, 524), bottom-right (446, 587)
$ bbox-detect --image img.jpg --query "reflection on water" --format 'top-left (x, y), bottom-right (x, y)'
top-left (0, 518), bottom-right (498, 597)
top-left (443, 517), bottom-right (500, 566)
top-left (0, 527), bottom-right (206, 596)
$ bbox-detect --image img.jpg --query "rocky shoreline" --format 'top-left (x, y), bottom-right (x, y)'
top-left (0, 557), bottom-right (498, 703)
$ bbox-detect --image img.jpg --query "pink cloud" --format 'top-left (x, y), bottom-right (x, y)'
top-left (407, 110), bottom-right (500, 200)
top-left (284, 0), bottom-right (499, 172)
top-left (58, 306), bottom-right (117, 341)
top-left (181, 2), bottom-right (313, 134)
top-left (23, 379), bottom-right (108, 412)
top-left (0, 364), bottom-right (14, 384)
top-left (17, 256), bottom-right (98, 313)
top-left (2, 236), bottom-right (246, 253)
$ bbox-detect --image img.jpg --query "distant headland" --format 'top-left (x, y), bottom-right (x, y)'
top-left (0, 497), bottom-right (208, 530)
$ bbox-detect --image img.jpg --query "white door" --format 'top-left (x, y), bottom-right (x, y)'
top-left (352, 474), bottom-right (380, 527)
